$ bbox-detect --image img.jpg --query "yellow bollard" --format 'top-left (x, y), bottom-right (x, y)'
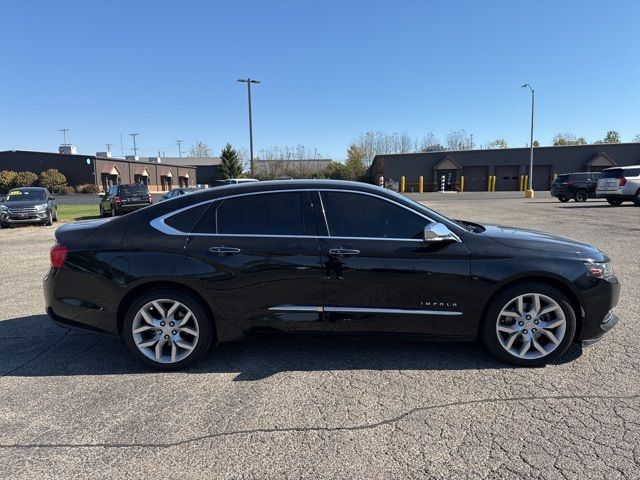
top-left (519, 175), bottom-right (524, 191)
top-left (487, 176), bottom-right (492, 191)
top-left (491, 176), bottom-right (497, 192)
top-left (400, 176), bottom-right (405, 193)
top-left (418, 176), bottom-right (424, 193)
top-left (460, 175), bottom-right (465, 192)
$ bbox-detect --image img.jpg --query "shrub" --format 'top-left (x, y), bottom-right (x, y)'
top-left (76, 183), bottom-right (100, 194)
top-left (0, 170), bottom-right (17, 193)
top-left (60, 186), bottom-right (76, 195)
top-left (38, 169), bottom-right (68, 193)
top-left (13, 171), bottom-right (38, 188)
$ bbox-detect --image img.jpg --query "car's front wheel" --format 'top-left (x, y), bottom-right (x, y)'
top-left (574, 189), bottom-right (588, 202)
top-left (123, 289), bottom-right (214, 370)
top-left (606, 197), bottom-right (623, 206)
top-left (481, 283), bottom-right (576, 367)
top-left (42, 210), bottom-right (53, 226)
top-left (633, 189), bottom-right (640, 207)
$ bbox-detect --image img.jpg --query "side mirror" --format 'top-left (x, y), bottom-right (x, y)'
top-left (99, 194), bottom-right (105, 199)
top-left (423, 222), bottom-right (460, 243)
top-left (50, 196), bottom-right (55, 200)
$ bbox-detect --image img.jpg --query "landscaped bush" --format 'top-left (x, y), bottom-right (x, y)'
top-left (0, 170), bottom-right (17, 193)
top-left (60, 186), bottom-right (76, 195)
top-left (13, 171), bottom-right (38, 187)
top-left (38, 169), bottom-right (68, 193)
top-left (75, 183), bottom-right (101, 194)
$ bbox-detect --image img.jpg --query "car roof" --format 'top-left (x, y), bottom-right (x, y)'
top-left (603, 165), bottom-right (640, 170)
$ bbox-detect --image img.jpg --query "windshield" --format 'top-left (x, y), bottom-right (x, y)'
top-left (382, 188), bottom-right (470, 230)
top-left (6, 189), bottom-right (46, 202)
top-left (119, 184), bottom-right (148, 196)
top-left (600, 169), bottom-right (623, 179)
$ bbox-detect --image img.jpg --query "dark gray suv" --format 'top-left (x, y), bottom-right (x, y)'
top-left (550, 172), bottom-right (598, 202)
top-left (0, 187), bottom-right (57, 227)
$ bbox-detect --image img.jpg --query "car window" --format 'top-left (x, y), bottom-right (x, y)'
top-left (600, 169), bottom-right (623, 179)
top-left (119, 184), bottom-right (148, 196)
top-left (556, 175), bottom-right (569, 182)
top-left (320, 191), bottom-right (426, 239)
top-left (164, 203), bottom-right (210, 233)
top-left (193, 192), bottom-right (314, 236)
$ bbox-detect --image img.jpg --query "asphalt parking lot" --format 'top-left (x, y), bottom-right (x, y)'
top-left (0, 195), bottom-right (638, 479)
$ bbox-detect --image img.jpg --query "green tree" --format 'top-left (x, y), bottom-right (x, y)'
top-left (13, 171), bottom-right (38, 187)
top-left (218, 143), bottom-right (243, 179)
top-left (38, 169), bottom-right (67, 193)
top-left (603, 130), bottom-right (620, 143)
top-left (553, 133), bottom-right (587, 146)
top-left (0, 170), bottom-right (17, 193)
top-left (324, 161), bottom-right (349, 180)
top-left (344, 144), bottom-right (367, 180)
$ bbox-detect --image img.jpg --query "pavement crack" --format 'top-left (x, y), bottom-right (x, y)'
top-left (0, 392), bottom-right (637, 450)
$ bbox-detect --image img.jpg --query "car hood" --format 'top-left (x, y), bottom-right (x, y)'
top-left (2, 200), bottom-right (47, 208)
top-left (479, 224), bottom-right (606, 261)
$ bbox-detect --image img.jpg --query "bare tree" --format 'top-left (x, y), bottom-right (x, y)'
top-left (446, 130), bottom-right (473, 151)
top-left (417, 132), bottom-right (445, 152)
top-left (553, 133), bottom-right (587, 146)
top-left (485, 138), bottom-right (508, 149)
top-left (189, 141), bottom-right (213, 157)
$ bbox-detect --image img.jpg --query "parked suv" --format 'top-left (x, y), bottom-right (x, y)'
top-left (0, 187), bottom-right (57, 227)
top-left (550, 172), bottom-right (597, 202)
top-left (100, 183), bottom-right (153, 217)
top-left (596, 165), bottom-right (640, 206)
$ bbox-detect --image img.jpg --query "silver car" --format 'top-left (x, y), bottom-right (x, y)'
top-left (596, 165), bottom-right (640, 206)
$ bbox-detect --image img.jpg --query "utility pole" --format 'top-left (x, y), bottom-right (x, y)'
top-left (58, 128), bottom-right (70, 146)
top-left (105, 143), bottom-right (112, 154)
top-left (176, 140), bottom-right (183, 158)
top-left (521, 84), bottom-right (535, 198)
top-left (129, 133), bottom-right (139, 157)
top-left (237, 78), bottom-right (260, 176)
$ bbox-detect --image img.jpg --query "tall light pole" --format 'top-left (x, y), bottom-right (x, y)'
top-left (521, 83), bottom-right (535, 198)
top-left (238, 78), bottom-right (260, 176)
top-left (176, 139), bottom-right (184, 158)
top-left (129, 133), bottom-right (140, 157)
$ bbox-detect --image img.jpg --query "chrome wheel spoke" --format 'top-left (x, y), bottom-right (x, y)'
top-left (505, 332), bottom-right (519, 350)
top-left (532, 294), bottom-right (541, 315)
top-left (175, 339), bottom-right (195, 351)
top-left (137, 336), bottom-right (159, 348)
top-left (500, 311), bottom-right (520, 319)
top-left (166, 301), bottom-right (180, 319)
top-left (170, 341), bottom-right (177, 363)
top-left (140, 309), bottom-right (156, 326)
top-left (180, 326), bottom-right (198, 336)
top-left (516, 296), bottom-right (525, 316)
top-left (538, 304), bottom-right (560, 317)
top-left (543, 318), bottom-right (564, 329)
top-left (155, 338), bottom-right (166, 361)
top-left (179, 311), bottom-right (193, 327)
top-left (541, 328), bottom-right (560, 345)
top-left (133, 324), bottom-right (156, 334)
top-left (518, 338), bottom-right (531, 357)
top-left (151, 301), bottom-right (166, 318)
top-left (532, 337), bottom-right (547, 355)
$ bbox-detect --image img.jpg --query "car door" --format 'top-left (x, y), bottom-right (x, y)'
top-left (185, 190), bottom-right (325, 333)
top-left (315, 190), bottom-right (472, 338)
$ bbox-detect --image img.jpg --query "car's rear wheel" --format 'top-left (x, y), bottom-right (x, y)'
top-left (481, 283), bottom-right (576, 367)
top-left (558, 195), bottom-right (570, 203)
top-left (606, 197), bottom-right (623, 206)
top-left (633, 189), bottom-right (640, 207)
top-left (110, 204), bottom-right (118, 217)
top-left (99, 205), bottom-right (106, 217)
top-left (574, 189), bottom-right (588, 202)
top-left (123, 289), bottom-right (213, 370)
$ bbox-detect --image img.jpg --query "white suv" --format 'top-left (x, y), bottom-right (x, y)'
top-left (596, 165), bottom-right (640, 206)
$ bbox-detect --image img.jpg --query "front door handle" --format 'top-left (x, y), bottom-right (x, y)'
top-left (329, 248), bottom-right (360, 257)
top-left (209, 246), bottom-right (242, 255)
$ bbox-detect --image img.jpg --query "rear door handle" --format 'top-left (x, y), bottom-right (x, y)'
top-left (329, 248), bottom-right (360, 257)
top-left (209, 246), bottom-right (242, 255)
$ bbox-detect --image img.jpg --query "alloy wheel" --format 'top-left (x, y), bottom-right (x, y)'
top-left (495, 293), bottom-right (566, 360)
top-left (574, 190), bottom-right (587, 202)
top-left (132, 299), bottom-right (200, 364)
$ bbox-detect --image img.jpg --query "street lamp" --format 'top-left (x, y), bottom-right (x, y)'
top-left (238, 78), bottom-right (260, 176)
top-left (521, 83), bottom-right (535, 198)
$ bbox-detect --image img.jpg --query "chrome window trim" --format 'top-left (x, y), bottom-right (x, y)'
top-left (150, 187), bottom-right (444, 242)
top-left (269, 305), bottom-right (462, 316)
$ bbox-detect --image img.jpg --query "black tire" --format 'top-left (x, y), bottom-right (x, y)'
top-left (99, 205), bottom-right (105, 217)
top-left (42, 210), bottom-right (53, 226)
top-left (110, 204), bottom-right (118, 217)
top-left (481, 282), bottom-right (577, 367)
top-left (633, 189), bottom-right (640, 207)
top-left (122, 289), bottom-right (214, 371)
top-left (573, 189), bottom-right (588, 202)
top-left (606, 197), bottom-right (623, 206)
top-left (558, 196), bottom-right (570, 203)
top-left (53, 209), bottom-right (58, 222)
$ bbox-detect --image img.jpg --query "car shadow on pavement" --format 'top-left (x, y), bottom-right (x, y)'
top-left (0, 315), bottom-right (583, 380)
top-left (557, 204), bottom-right (637, 209)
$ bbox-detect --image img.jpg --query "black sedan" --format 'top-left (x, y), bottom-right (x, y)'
top-left (0, 187), bottom-right (57, 227)
top-left (44, 180), bottom-right (620, 370)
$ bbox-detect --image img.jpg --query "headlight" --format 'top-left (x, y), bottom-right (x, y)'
top-left (35, 204), bottom-right (48, 212)
top-left (585, 261), bottom-right (615, 279)
top-left (0, 205), bottom-right (7, 212)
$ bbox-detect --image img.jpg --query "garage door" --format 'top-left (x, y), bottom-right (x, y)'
top-left (494, 165), bottom-right (520, 191)
top-left (533, 165), bottom-right (552, 190)
top-left (463, 166), bottom-right (489, 191)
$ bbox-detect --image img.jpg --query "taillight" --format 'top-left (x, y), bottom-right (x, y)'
top-left (50, 244), bottom-right (68, 269)
top-left (114, 196), bottom-right (122, 203)
top-left (148, 194), bottom-right (153, 203)
top-left (619, 177), bottom-right (627, 186)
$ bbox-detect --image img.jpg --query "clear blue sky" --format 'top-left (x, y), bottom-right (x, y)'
top-left (1, 0), bottom-right (638, 160)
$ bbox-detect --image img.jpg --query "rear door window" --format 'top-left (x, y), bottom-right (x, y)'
top-left (120, 184), bottom-right (148, 196)
top-left (600, 169), bottom-right (623, 179)
top-left (194, 191), bottom-right (315, 236)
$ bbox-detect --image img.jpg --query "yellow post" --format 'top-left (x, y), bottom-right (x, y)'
top-left (492, 176), bottom-right (497, 192)
top-left (400, 176), bottom-right (405, 193)
top-left (487, 176), bottom-right (492, 191)
top-left (519, 175), bottom-right (524, 191)
top-left (418, 176), bottom-right (423, 193)
top-left (460, 175), bottom-right (465, 192)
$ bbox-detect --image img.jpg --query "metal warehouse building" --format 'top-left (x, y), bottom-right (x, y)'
top-left (371, 143), bottom-right (640, 192)
top-left (0, 150), bottom-right (200, 193)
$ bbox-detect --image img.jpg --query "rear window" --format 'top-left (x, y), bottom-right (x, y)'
top-left (555, 175), bottom-right (569, 182)
top-left (600, 169), bottom-right (624, 179)
top-left (569, 173), bottom-right (590, 180)
top-left (119, 184), bottom-right (148, 196)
